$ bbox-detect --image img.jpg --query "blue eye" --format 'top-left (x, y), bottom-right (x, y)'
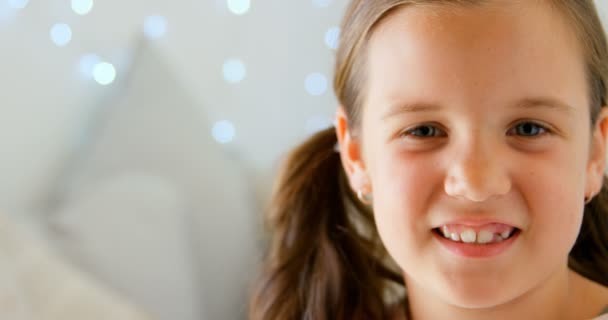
top-left (510, 122), bottom-right (549, 137)
top-left (403, 125), bottom-right (445, 138)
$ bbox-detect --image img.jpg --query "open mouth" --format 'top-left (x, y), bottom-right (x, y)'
top-left (432, 226), bottom-right (521, 245)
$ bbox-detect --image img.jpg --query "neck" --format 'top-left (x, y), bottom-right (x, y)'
top-left (404, 264), bottom-right (590, 320)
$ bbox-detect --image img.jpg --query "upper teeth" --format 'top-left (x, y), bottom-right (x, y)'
top-left (460, 229), bottom-right (476, 243)
top-left (450, 233), bottom-right (460, 241)
top-left (440, 227), bottom-right (513, 244)
top-left (477, 230), bottom-right (494, 244)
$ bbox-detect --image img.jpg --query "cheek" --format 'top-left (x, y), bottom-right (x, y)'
top-left (372, 148), bottom-right (434, 215)
top-left (520, 153), bottom-right (585, 255)
top-left (367, 142), bottom-right (587, 260)
top-left (369, 148), bottom-right (437, 256)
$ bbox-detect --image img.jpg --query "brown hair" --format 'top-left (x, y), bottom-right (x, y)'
top-left (249, 1), bottom-right (608, 319)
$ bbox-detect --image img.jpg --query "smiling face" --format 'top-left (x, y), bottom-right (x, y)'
top-left (337, 1), bottom-right (605, 310)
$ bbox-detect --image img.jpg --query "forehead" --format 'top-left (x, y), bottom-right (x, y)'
top-left (364, 2), bottom-right (587, 115)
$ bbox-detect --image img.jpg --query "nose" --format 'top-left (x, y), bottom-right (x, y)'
top-left (444, 137), bottom-right (511, 202)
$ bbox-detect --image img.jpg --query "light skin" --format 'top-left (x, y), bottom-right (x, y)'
top-left (336, 2), bottom-right (608, 320)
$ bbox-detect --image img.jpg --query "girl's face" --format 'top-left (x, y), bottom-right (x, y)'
top-left (338, 2), bottom-right (608, 310)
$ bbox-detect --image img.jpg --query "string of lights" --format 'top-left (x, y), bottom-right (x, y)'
top-left (6, 0), bottom-right (340, 145)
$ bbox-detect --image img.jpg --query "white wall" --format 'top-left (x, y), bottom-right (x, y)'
top-left (0, 0), bottom-right (348, 216)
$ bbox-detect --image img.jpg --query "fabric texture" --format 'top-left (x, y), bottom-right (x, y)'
top-left (0, 214), bottom-right (153, 320)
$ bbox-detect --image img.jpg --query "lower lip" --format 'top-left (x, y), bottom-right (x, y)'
top-left (433, 229), bottom-right (520, 258)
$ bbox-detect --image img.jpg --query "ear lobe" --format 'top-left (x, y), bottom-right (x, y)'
top-left (335, 107), bottom-right (370, 191)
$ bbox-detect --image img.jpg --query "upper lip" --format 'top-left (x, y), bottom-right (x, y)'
top-left (433, 218), bottom-right (521, 230)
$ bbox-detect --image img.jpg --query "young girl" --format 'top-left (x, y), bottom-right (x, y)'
top-left (250, 1), bottom-right (608, 319)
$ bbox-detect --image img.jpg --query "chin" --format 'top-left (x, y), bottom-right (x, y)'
top-left (437, 277), bottom-right (521, 310)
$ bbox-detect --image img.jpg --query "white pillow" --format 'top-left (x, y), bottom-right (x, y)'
top-left (0, 213), bottom-right (153, 320)
top-left (46, 38), bottom-right (262, 320)
top-left (51, 174), bottom-right (203, 320)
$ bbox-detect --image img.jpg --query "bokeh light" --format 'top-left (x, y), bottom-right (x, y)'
top-left (93, 62), bottom-right (116, 85)
top-left (50, 23), bottom-right (72, 47)
top-left (144, 15), bottom-right (167, 39)
top-left (227, 0), bottom-right (250, 15)
top-left (305, 73), bottom-right (328, 96)
top-left (71, 0), bottom-right (94, 15)
top-left (79, 53), bottom-right (101, 78)
top-left (223, 59), bottom-right (246, 83)
top-left (325, 27), bottom-right (340, 50)
top-left (212, 120), bottom-right (236, 144)
top-left (8, 0), bottom-right (29, 9)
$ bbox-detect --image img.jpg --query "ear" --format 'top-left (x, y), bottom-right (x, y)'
top-left (335, 106), bottom-right (371, 194)
top-left (585, 107), bottom-right (608, 199)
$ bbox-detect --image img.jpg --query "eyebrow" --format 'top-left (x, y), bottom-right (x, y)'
top-left (515, 97), bottom-right (575, 115)
top-left (382, 97), bottom-right (575, 120)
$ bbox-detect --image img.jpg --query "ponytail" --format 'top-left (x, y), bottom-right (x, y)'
top-left (569, 176), bottom-right (608, 286)
top-left (248, 127), bottom-right (403, 320)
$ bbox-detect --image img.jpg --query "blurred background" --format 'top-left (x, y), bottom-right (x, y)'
top-left (1, 0), bottom-right (607, 319)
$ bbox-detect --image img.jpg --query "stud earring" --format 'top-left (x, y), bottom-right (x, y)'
top-left (357, 189), bottom-right (373, 205)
